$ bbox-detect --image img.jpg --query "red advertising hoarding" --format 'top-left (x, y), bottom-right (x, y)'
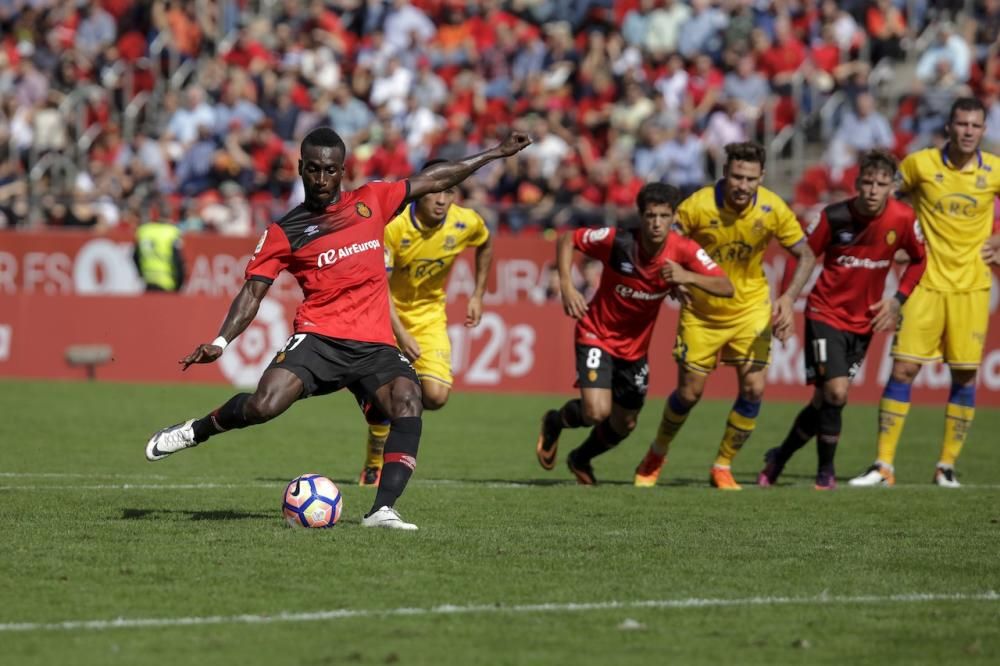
top-left (2, 229), bottom-right (999, 404)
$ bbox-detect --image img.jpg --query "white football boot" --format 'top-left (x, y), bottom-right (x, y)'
top-left (933, 465), bottom-right (961, 488)
top-left (145, 419), bottom-right (198, 461)
top-left (362, 506), bottom-right (418, 530)
top-left (848, 462), bottom-right (895, 487)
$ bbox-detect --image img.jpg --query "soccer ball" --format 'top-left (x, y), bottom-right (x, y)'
top-left (282, 474), bottom-right (343, 528)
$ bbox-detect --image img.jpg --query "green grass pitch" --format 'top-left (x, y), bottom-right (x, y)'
top-left (0, 379), bottom-right (998, 665)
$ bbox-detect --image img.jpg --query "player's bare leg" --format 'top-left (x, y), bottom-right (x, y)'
top-left (850, 360), bottom-right (920, 487)
top-left (711, 363), bottom-right (765, 490)
top-left (362, 376), bottom-right (423, 530)
top-left (567, 395), bottom-right (637, 486)
top-left (420, 379), bottom-right (451, 411)
top-left (635, 366), bottom-right (705, 487)
top-left (146, 368), bottom-right (303, 461)
top-left (935, 367), bottom-right (976, 488)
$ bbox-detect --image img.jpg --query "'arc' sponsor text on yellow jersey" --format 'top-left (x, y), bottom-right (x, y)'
top-left (675, 181), bottom-right (804, 322)
top-left (899, 146), bottom-right (1000, 291)
top-left (384, 201), bottom-right (490, 329)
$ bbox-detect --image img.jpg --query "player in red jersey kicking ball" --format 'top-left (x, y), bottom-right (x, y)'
top-left (145, 127), bottom-right (531, 530)
top-left (758, 149), bottom-right (926, 489)
top-left (535, 183), bottom-right (734, 484)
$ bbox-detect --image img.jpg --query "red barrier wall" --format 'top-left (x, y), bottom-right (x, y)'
top-left (2, 229), bottom-right (999, 404)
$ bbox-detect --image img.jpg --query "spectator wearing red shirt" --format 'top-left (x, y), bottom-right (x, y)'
top-left (757, 18), bottom-right (807, 88)
top-left (367, 127), bottom-right (412, 180)
top-left (686, 54), bottom-right (724, 121)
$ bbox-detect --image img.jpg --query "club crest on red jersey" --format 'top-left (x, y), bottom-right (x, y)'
top-left (356, 202), bottom-right (372, 218)
top-left (885, 230), bottom-right (897, 245)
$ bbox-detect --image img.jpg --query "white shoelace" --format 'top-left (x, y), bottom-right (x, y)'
top-left (159, 425), bottom-right (194, 451)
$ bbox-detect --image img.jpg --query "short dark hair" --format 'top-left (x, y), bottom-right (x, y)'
top-left (301, 127), bottom-right (346, 155)
top-left (636, 182), bottom-right (682, 214)
top-left (858, 149), bottom-right (897, 177)
top-left (724, 141), bottom-right (767, 169)
top-left (948, 96), bottom-right (987, 123)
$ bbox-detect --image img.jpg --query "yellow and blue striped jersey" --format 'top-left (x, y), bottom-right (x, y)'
top-left (899, 146), bottom-right (1000, 291)
top-left (384, 202), bottom-right (489, 329)
top-left (675, 182), bottom-right (803, 321)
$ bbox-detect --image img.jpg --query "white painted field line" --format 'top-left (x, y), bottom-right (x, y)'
top-left (1, 591), bottom-right (997, 633)
top-left (0, 483), bottom-right (280, 491)
top-left (3, 479), bottom-right (1000, 491)
top-left (0, 472), bottom-right (169, 479)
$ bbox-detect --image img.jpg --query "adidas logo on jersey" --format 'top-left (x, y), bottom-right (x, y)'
top-left (317, 240), bottom-right (382, 268)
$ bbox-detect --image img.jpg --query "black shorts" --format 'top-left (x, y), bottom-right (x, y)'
top-left (267, 333), bottom-right (418, 402)
top-left (804, 319), bottom-right (872, 385)
top-left (574, 344), bottom-right (649, 410)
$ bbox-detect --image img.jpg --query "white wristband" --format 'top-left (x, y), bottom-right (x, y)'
top-left (211, 336), bottom-right (229, 351)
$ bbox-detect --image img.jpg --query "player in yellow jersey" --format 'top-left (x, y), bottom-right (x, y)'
top-left (632, 142), bottom-right (816, 489)
top-left (358, 162), bottom-right (493, 485)
top-left (850, 97), bottom-right (1000, 488)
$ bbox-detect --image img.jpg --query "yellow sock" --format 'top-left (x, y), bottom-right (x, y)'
top-left (940, 402), bottom-right (974, 467)
top-left (365, 424), bottom-right (390, 468)
top-left (714, 407), bottom-right (757, 468)
top-left (875, 398), bottom-right (911, 467)
top-left (651, 394), bottom-right (691, 457)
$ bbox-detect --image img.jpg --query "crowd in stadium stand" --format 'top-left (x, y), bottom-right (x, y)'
top-left (1, 0), bottom-right (998, 233)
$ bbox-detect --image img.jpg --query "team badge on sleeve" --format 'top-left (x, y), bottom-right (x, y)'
top-left (695, 248), bottom-right (718, 270)
top-left (805, 214), bottom-right (822, 235)
top-left (356, 202), bottom-right (372, 218)
top-left (252, 229), bottom-right (268, 260)
top-left (583, 227), bottom-right (611, 245)
top-left (913, 219), bottom-right (925, 244)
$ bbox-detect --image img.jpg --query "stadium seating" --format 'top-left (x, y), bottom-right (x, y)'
top-left (0, 0), bottom-right (996, 233)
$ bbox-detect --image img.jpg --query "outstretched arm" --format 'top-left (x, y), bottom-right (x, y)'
top-left (405, 133), bottom-right (532, 201)
top-left (773, 240), bottom-right (816, 342)
top-left (180, 279), bottom-right (270, 369)
top-left (466, 235), bottom-right (494, 328)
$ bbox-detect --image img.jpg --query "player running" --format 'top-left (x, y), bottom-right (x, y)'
top-left (358, 163), bottom-right (494, 486)
top-left (632, 141), bottom-right (816, 490)
top-left (535, 183), bottom-right (734, 485)
top-left (758, 150), bottom-right (926, 489)
top-left (849, 97), bottom-right (1000, 488)
top-left (144, 127), bottom-right (530, 530)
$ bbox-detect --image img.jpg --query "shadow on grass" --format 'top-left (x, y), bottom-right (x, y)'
top-left (121, 508), bottom-right (272, 521)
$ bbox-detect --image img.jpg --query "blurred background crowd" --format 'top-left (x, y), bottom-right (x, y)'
top-left (2, 0), bottom-right (999, 235)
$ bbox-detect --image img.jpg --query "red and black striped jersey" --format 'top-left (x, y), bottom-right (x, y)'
top-left (805, 197), bottom-right (926, 334)
top-left (245, 180), bottom-right (409, 345)
top-left (574, 226), bottom-right (723, 360)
